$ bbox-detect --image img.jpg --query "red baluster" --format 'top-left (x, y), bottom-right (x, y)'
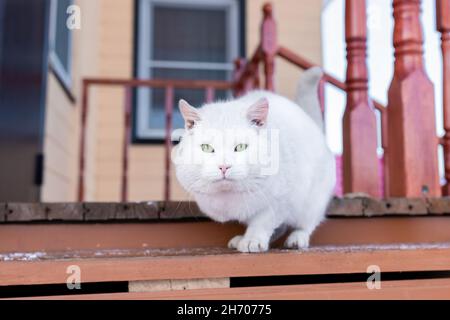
top-left (205, 86), bottom-right (215, 103)
top-left (249, 57), bottom-right (261, 91)
top-left (343, 0), bottom-right (380, 197)
top-left (77, 81), bottom-right (89, 201)
top-left (233, 58), bottom-right (246, 97)
top-left (381, 109), bottom-right (389, 197)
top-left (387, 0), bottom-right (440, 196)
top-left (261, 3), bottom-right (277, 91)
top-left (164, 86), bottom-right (174, 202)
top-left (121, 87), bottom-right (132, 202)
top-left (437, 0), bottom-right (450, 195)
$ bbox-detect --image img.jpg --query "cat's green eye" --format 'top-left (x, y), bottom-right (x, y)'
top-left (201, 144), bottom-right (215, 153)
top-left (234, 143), bottom-right (248, 152)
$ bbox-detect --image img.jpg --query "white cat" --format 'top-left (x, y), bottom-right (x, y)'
top-left (173, 67), bottom-right (335, 253)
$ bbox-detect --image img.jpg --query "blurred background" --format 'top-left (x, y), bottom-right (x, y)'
top-left (0, 0), bottom-right (443, 202)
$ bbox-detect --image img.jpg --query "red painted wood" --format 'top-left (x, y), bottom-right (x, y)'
top-left (343, 0), bottom-right (380, 197)
top-left (164, 86), bottom-right (174, 202)
top-left (205, 86), bottom-right (215, 103)
top-left (277, 46), bottom-right (386, 113)
top-left (232, 58), bottom-right (246, 96)
top-left (387, 0), bottom-right (440, 197)
top-left (233, 50), bottom-right (262, 97)
top-left (437, 0), bottom-right (450, 195)
top-left (121, 87), bottom-right (132, 202)
top-left (84, 78), bottom-right (233, 90)
top-left (247, 56), bottom-right (261, 92)
top-left (261, 3), bottom-right (277, 91)
top-left (381, 109), bottom-right (389, 197)
top-left (77, 81), bottom-right (89, 201)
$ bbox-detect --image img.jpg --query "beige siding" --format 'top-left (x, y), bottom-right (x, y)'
top-left (42, 0), bottom-right (323, 202)
top-left (42, 0), bottom-right (101, 201)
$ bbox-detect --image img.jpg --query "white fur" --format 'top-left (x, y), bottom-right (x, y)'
top-left (173, 68), bottom-right (335, 252)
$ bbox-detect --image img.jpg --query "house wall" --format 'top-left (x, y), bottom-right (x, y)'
top-left (42, 0), bottom-right (323, 202)
top-left (41, 0), bottom-right (101, 201)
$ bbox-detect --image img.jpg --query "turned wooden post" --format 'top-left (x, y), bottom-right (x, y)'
top-left (164, 86), bottom-right (174, 202)
top-left (233, 58), bottom-right (246, 97)
top-left (261, 3), bottom-right (277, 91)
top-left (233, 57), bottom-right (260, 97)
top-left (121, 87), bottom-right (132, 202)
top-left (387, 0), bottom-right (440, 197)
top-left (343, 0), bottom-right (380, 197)
top-left (78, 81), bottom-right (89, 201)
top-left (437, 0), bottom-right (450, 195)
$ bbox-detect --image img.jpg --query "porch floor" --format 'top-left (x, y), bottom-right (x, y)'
top-left (1, 212), bottom-right (450, 299)
top-left (2, 242), bottom-right (450, 299)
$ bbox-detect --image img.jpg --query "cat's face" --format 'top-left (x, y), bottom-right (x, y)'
top-left (173, 98), bottom-right (273, 194)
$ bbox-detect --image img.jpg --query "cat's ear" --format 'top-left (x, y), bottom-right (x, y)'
top-left (247, 98), bottom-right (269, 127)
top-left (179, 99), bottom-right (200, 130)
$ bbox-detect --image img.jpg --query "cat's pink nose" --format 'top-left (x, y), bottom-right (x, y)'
top-left (219, 165), bottom-right (231, 175)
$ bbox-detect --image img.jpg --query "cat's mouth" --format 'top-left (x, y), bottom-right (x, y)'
top-left (213, 177), bottom-right (233, 183)
top-left (209, 177), bottom-right (239, 187)
top-left (209, 178), bottom-right (236, 191)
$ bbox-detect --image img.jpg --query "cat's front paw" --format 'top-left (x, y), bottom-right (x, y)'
top-left (227, 235), bottom-right (243, 249)
top-left (236, 236), bottom-right (269, 253)
top-left (285, 230), bottom-right (310, 249)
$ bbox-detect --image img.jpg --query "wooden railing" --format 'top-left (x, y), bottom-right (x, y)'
top-left (233, 1), bottom-right (449, 198)
top-left (437, 0), bottom-right (450, 195)
top-left (78, 79), bottom-right (233, 202)
top-left (78, 1), bottom-right (450, 201)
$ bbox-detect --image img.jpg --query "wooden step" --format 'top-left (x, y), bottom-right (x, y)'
top-left (2, 217), bottom-right (450, 253)
top-left (1, 243), bottom-right (450, 287)
top-left (1, 216), bottom-right (450, 299)
top-left (16, 278), bottom-right (450, 300)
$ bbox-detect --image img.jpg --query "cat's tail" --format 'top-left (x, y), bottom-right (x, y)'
top-left (295, 66), bottom-right (324, 131)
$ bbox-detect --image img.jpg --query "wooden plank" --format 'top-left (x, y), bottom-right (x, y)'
top-left (0, 203), bottom-right (5, 222)
top-left (0, 222), bottom-right (244, 253)
top-left (4, 203), bottom-right (46, 222)
top-left (20, 278), bottom-right (450, 300)
top-left (159, 201), bottom-right (205, 220)
top-left (326, 197), bottom-right (364, 216)
top-left (132, 202), bottom-right (160, 220)
top-left (428, 197), bottom-right (450, 214)
top-left (2, 198), bottom-right (450, 223)
top-left (1, 244), bottom-right (450, 286)
top-left (83, 203), bottom-right (159, 221)
top-left (3, 198), bottom-right (450, 223)
top-left (46, 203), bottom-right (84, 221)
top-left (85, 78), bottom-right (233, 90)
top-left (364, 198), bottom-right (429, 216)
top-left (2, 218), bottom-right (450, 254)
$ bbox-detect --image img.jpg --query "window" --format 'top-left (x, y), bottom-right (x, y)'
top-left (49, 0), bottom-right (73, 90)
top-left (136, 0), bottom-right (242, 140)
